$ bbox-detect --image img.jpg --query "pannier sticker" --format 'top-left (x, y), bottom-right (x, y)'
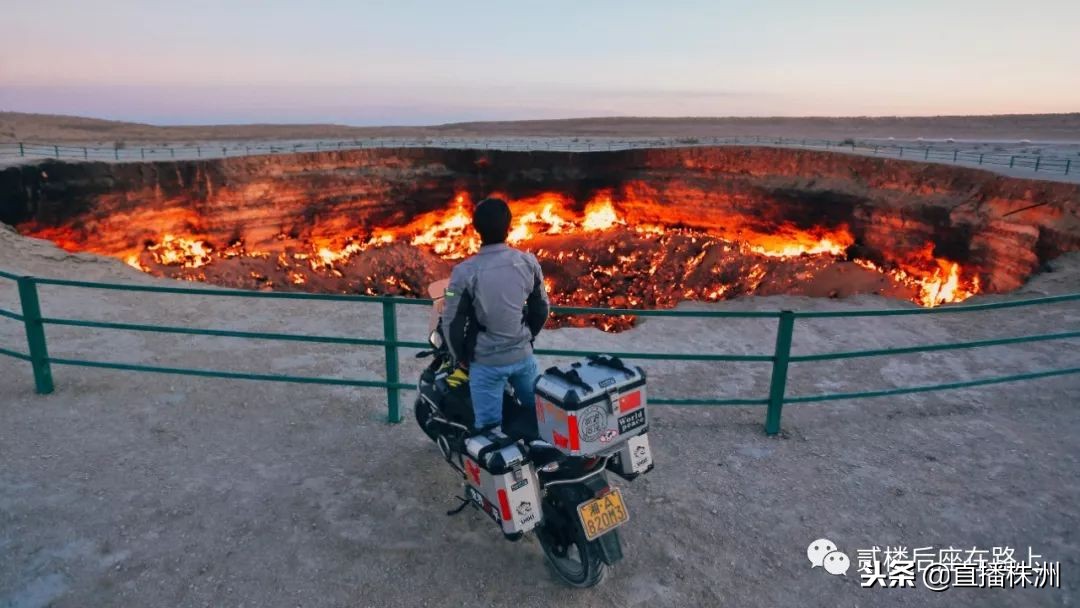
top-left (517, 501), bottom-right (537, 525)
top-left (617, 409), bottom-right (647, 434)
top-left (552, 431), bottom-right (569, 449)
top-left (466, 485), bottom-right (498, 522)
top-left (511, 478), bottom-right (529, 491)
top-left (633, 445), bottom-right (651, 469)
top-left (466, 485), bottom-right (484, 506)
top-left (464, 459), bottom-right (482, 485)
top-left (600, 377), bottom-right (616, 387)
top-left (577, 405), bottom-right (609, 442)
top-left (599, 429), bottom-right (618, 443)
top-left (619, 390), bottom-right (642, 412)
top-left (545, 400), bottom-right (567, 423)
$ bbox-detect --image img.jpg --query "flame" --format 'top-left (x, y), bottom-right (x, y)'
top-left (125, 254), bottom-right (146, 271)
top-left (147, 234), bottom-right (213, 268)
top-left (37, 187), bottom-right (982, 316)
top-left (582, 196), bottom-right (622, 232)
top-left (310, 232), bottom-right (397, 270)
top-left (394, 190), bottom-right (627, 258)
top-left (410, 196), bottom-right (476, 258)
top-left (855, 244), bottom-right (981, 307)
top-left (747, 228), bottom-right (853, 258)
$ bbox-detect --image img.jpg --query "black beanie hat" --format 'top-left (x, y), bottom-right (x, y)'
top-left (473, 197), bottom-right (512, 245)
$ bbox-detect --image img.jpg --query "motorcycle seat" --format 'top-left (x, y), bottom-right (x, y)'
top-left (501, 397), bottom-right (540, 442)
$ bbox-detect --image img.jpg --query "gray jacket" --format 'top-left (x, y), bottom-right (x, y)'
top-left (441, 243), bottom-right (550, 366)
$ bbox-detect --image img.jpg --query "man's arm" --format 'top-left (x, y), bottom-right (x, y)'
top-left (440, 266), bottom-right (472, 366)
top-left (525, 255), bottom-right (550, 337)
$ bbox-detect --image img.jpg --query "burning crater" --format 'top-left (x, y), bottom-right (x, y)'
top-left (2, 147), bottom-right (1078, 330)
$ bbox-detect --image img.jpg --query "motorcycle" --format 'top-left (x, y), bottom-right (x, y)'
top-left (413, 281), bottom-right (654, 587)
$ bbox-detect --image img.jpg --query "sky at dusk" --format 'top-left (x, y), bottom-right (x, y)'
top-left (1, 0), bottom-right (1078, 125)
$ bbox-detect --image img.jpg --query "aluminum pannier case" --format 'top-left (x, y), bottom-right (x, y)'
top-left (534, 354), bottom-right (648, 457)
top-left (463, 431), bottom-right (543, 535)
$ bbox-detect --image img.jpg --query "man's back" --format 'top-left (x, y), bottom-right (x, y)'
top-left (439, 197), bottom-right (549, 431)
top-left (443, 243), bottom-right (547, 366)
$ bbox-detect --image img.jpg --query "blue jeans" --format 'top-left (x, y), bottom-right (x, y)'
top-left (469, 355), bottom-right (540, 429)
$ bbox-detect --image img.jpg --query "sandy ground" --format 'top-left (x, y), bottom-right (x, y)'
top-left (3, 112), bottom-right (1079, 143)
top-left (5, 112), bottom-right (1078, 181)
top-left (3, 138), bottom-right (1077, 184)
top-left (0, 225), bottom-right (1078, 607)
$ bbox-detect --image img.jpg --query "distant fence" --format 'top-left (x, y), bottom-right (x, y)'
top-left (1, 268), bottom-right (1077, 434)
top-left (0, 136), bottom-right (1073, 176)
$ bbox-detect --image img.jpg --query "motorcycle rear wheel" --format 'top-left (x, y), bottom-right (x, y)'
top-left (537, 524), bottom-right (607, 588)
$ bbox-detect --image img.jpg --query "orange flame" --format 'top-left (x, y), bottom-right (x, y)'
top-left (57, 187), bottom-right (982, 310)
top-left (855, 244), bottom-right (981, 307)
top-left (147, 234), bottom-right (214, 268)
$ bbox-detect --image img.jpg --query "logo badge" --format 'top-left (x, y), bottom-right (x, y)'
top-left (808, 538), bottom-right (850, 576)
top-left (577, 405), bottom-right (608, 442)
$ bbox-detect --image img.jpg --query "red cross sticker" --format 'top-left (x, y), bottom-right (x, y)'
top-left (464, 459), bottom-right (481, 485)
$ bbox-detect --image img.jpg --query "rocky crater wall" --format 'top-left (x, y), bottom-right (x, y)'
top-left (1, 146), bottom-right (1077, 293)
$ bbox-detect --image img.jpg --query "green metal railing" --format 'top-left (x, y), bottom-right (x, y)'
top-left (0, 268), bottom-right (1077, 434)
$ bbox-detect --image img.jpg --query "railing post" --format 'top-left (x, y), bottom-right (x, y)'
top-left (1066, 159), bottom-right (1071, 175)
top-left (764, 311), bottom-right (794, 435)
top-left (54, 145), bottom-right (59, 159)
top-left (1035, 156), bottom-right (1041, 171)
top-left (18, 142), bottom-right (24, 157)
top-left (17, 277), bottom-right (54, 394)
top-left (382, 300), bottom-right (401, 423)
top-left (1009, 156), bottom-right (1015, 168)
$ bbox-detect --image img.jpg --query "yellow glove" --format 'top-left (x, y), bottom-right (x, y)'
top-left (446, 366), bottom-right (469, 389)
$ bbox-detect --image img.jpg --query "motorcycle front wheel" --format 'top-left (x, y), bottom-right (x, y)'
top-left (536, 523), bottom-right (606, 588)
top-left (413, 396), bottom-right (439, 441)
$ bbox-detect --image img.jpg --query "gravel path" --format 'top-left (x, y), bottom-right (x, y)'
top-left (0, 228), bottom-right (1077, 607)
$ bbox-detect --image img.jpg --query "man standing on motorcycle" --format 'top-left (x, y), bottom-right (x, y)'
top-left (440, 197), bottom-right (550, 431)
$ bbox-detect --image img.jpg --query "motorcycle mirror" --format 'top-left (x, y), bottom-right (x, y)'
top-left (429, 329), bottom-right (444, 348)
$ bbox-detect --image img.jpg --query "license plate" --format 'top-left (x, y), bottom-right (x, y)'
top-left (576, 488), bottom-right (629, 541)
